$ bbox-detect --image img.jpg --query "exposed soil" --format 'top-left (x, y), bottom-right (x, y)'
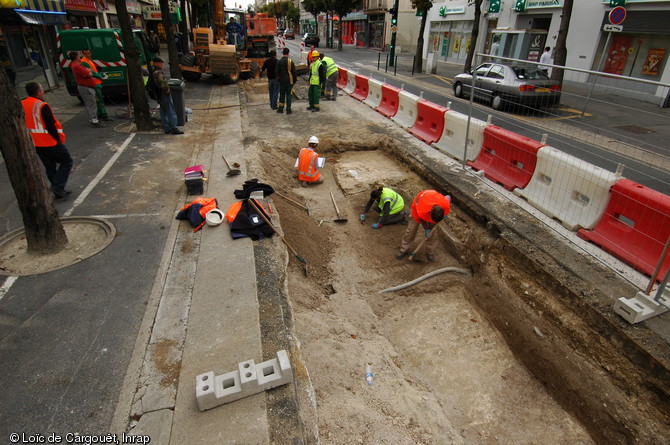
top-left (240, 79), bottom-right (601, 444)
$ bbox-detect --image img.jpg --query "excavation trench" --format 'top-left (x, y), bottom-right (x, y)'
top-left (238, 79), bottom-right (670, 444)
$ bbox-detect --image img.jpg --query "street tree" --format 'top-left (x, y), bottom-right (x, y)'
top-left (302, 0), bottom-right (327, 35)
top-left (463, 0), bottom-right (484, 73)
top-left (0, 68), bottom-right (67, 254)
top-left (159, 0), bottom-right (182, 79)
top-left (411, 0), bottom-right (432, 73)
top-left (114, 0), bottom-right (154, 131)
top-left (552, 0), bottom-right (574, 86)
top-left (327, 0), bottom-right (359, 51)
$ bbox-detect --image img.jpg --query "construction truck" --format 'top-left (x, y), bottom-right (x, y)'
top-left (180, 6), bottom-right (277, 83)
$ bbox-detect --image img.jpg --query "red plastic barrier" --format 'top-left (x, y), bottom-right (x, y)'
top-left (408, 100), bottom-right (448, 144)
top-left (351, 74), bottom-right (370, 101)
top-left (376, 84), bottom-right (400, 118)
top-left (467, 125), bottom-right (542, 191)
top-left (578, 179), bottom-right (670, 281)
top-left (337, 67), bottom-right (348, 90)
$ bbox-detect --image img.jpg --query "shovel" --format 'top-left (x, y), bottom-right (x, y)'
top-left (409, 226), bottom-right (437, 261)
top-left (222, 155), bottom-right (241, 176)
top-left (248, 199), bottom-right (308, 276)
top-left (274, 190), bottom-right (311, 215)
top-left (329, 192), bottom-right (348, 223)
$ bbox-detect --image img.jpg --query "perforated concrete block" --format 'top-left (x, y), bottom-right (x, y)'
top-left (195, 350), bottom-right (293, 411)
top-left (614, 290), bottom-right (670, 324)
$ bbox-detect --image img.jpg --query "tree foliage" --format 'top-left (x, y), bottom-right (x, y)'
top-left (302, 0), bottom-right (326, 34)
top-left (327, 0), bottom-right (359, 51)
top-left (411, 0), bottom-right (432, 72)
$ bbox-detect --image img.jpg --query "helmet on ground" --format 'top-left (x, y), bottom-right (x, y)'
top-left (308, 136), bottom-right (319, 144)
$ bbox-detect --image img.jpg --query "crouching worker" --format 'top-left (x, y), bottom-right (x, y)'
top-left (359, 186), bottom-right (407, 229)
top-left (396, 189), bottom-right (451, 262)
top-left (297, 135), bottom-right (324, 187)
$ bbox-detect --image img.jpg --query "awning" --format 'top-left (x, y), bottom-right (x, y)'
top-left (15, 0), bottom-right (66, 25)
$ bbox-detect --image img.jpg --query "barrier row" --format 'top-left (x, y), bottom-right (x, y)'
top-left (335, 66), bottom-right (670, 282)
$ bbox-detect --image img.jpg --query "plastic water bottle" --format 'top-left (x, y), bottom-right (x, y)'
top-left (365, 364), bottom-right (373, 385)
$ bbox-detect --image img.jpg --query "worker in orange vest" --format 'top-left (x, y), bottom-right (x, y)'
top-left (81, 48), bottom-right (111, 122)
top-left (297, 135), bottom-right (324, 186)
top-left (21, 81), bottom-right (73, 199)
top-left (396, 189), bottom-right (451, 262)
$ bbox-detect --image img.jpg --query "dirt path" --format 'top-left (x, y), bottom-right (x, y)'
top-left (240, 79), bottom-right (594, 444)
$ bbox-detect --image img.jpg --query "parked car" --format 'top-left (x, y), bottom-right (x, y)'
top-left (302, 32), bottom-right (320, 47)
top-left (453, 62), bottom-right (561, 111)
top-left (283, 29), bottom-right (295, 39)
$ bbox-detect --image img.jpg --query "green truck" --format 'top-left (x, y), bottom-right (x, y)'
top-left (58, 28), bottom-right (154, 98)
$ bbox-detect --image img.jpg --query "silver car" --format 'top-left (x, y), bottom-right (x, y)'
top-left (453, 63), bottom-right (561, 111)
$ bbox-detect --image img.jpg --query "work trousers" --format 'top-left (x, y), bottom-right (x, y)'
top-left (158, 94), bottom-right (178, 132)
top-left (268, 78), bottom-right (280, 109)
top-left (36, 142), bottom-right (73, 192)
top-left (325, 74), bottom-right (338, 100)
top-left (278, 84), bottom-right (293, 112)
top-left (94, 85), bottom-right (108, 118)
top-left (78, 85), bottom-right (98, 123)
top-left (308, 84), bottom-right (321, 109)
top-left (399, 218), bottom-right (438, 256)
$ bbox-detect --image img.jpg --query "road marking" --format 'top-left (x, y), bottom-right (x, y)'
top-left (63, 133), bottom-right (136, 217)
top-left (0, 276), bottom-right (18, 302)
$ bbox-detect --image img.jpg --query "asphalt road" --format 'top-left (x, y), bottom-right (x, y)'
top-left (292, 40), bottom-right (670, 195)
top-left (0, 80), bottom-right (212, 438)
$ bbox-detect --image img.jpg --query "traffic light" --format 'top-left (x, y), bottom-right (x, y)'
top-left (489, 0), bottom-right (501, 13)
top-left (391, 15), bottom-right (397, 25)
top-left (515, 0), bottom-right (526, 12)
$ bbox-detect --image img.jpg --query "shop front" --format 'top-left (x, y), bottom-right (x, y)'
top-left (64, 0), bottom-right (98, 29)
top-left (0, 0), bottom-right (66, 89)
top-left (367, 12), bottom-right (384, 49)
top-left (428, 5), bottom-right (472, 64)
top-left (341, 11), bottom-right (366, 47)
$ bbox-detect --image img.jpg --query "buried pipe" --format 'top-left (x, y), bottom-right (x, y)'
top-left (379, 267), bottom-right (471, 294)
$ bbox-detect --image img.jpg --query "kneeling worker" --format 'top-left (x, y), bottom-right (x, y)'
top-left (360, 186), bottom-right (407, 229)
top-left (396, 189), bottom-right (451, 262)
top-left (297, 136), bottom-right (324, 186)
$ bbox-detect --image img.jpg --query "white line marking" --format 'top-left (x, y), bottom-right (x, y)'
top-left (0, 276), bottom-right (18, 302)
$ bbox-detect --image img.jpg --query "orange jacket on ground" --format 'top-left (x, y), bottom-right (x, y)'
top-left (298, 147), bottom-right (321, 182)
top-left (410, 190), bottom-right (451, 224)
top-left (179, 197), bottom-right (218, 220)
top-left (22, 96), bottom-right (66, 147)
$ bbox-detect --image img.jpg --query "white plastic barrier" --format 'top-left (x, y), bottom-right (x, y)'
top-left (431, 110), bottom-right (486, 162)
top-left (344, 69), bottom-right (356, 94)
top-left (299, 51), bottom-right (308, 65)
top-left (363, 78), bottom-right (383, 109)
top-left (515, 145), bottom-right (618, 231)
top-left (390, 90), bottom-right (420, 129)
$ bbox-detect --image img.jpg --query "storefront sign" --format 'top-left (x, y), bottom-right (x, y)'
top-left (438, 6), bottom-right (465, 17)
top-left (642, 48), bottom-right (665, 76)
top-left (342, 11), bottom-right (367, 21)
top-left (142, 3), bottom-right (177, 20)
top-left (126, 0), bottom-right (140, 14)
top-left (64, 0), bottom-right (97, 12)
top-left (526, 0), bottom-right (562, 8)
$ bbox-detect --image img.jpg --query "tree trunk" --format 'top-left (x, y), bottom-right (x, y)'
top-left (179, 0), bottom-right (190, 55)
top-left (0, 69), bottom-right (67, 254)
top-left (552, 0), bottom-right (573, 86)
top-left (414, 13), bottom-right (427, 73)
top-left (115, 0), bottom-right (154, 131)
top-left (160, 0), bottom-right (182, 79)
top-left (463, 0), bottom-right (483, 73)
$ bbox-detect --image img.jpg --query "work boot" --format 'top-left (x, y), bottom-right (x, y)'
top-left (395, 251), bottom-right (408, 260)
top-left (276, 108), bottom-right (284, 114)
top-left (427, 254), bottom-right (436, 263)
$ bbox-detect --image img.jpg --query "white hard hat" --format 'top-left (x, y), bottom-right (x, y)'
top-left (308, 136), bottom-right (319, 144)
top-left (205, 209), bottom-right (224, 227)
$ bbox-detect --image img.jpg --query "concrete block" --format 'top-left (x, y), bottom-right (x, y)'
top-left (195, 350), bottom-right (293, 411)
top-left (614, 290), bottom-right (670, 324)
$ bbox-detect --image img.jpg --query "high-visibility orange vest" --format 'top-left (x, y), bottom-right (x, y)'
top-left (298, 147), bottom-right (321, 182)
top-left (179, 197), bottom-right (218, 220)
top-left (22, 96), bottom-right (66, 147)
top-left (411, 190), bottom-right (451, 224)
top-left (81, 57), bottom-right (102, 86)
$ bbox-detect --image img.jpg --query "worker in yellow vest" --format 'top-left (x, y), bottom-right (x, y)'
top-left (306, 51), bottom-right (326, 112)
top-left (319, 53), bottom-right (339, 101)
top-left (21, 82), bottom-right (73, 199)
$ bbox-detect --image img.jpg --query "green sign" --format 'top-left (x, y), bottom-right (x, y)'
top-left (515, 0), bottom-right (526, 11)
top-left (489, 0), bottom-right (501, 13)
top-left (609, 0), bottom-right (625, 5)
top-left (439, 6), bottom-right (445, 17)
top-left (415, 10), bottom-right (423, 16)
